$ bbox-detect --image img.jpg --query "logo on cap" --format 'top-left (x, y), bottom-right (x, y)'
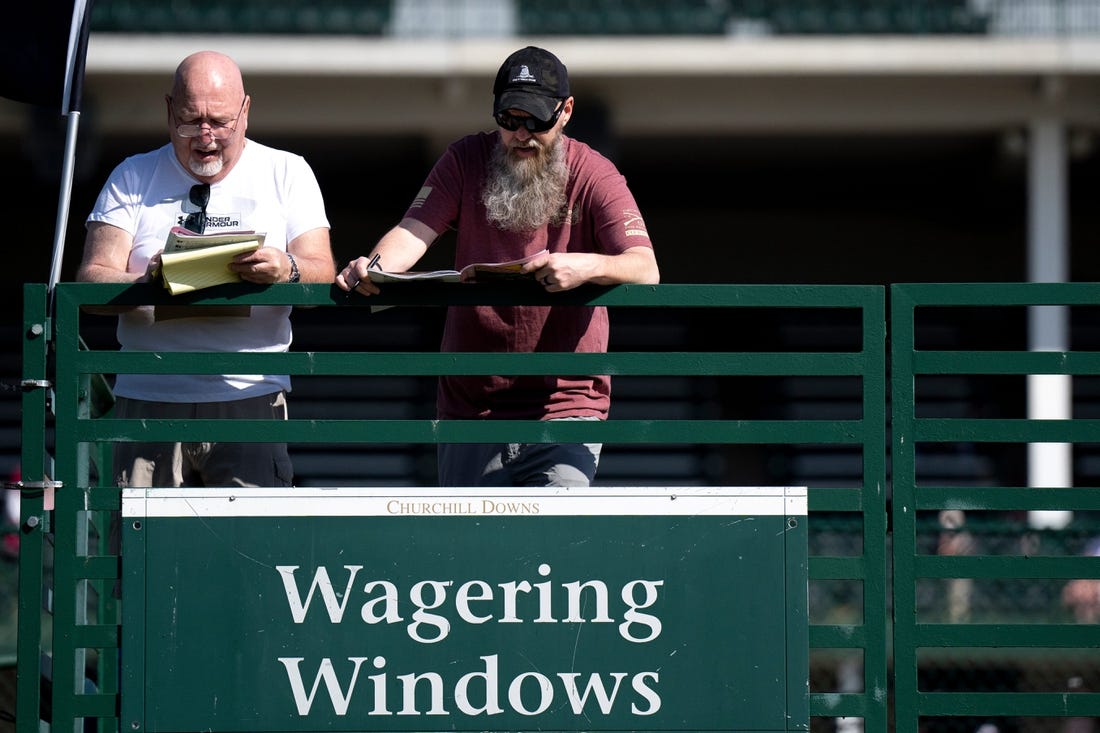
top-left (511, 65), bottom-right (538, 85)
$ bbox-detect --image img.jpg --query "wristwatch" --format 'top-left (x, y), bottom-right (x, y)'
top-left (286, 252), bottom-right (300, 283)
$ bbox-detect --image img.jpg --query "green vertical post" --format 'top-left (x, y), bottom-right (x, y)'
top-left (890, 284), bottom-right (919, 733)
top-left (16, 284), bottom-right (49, 733)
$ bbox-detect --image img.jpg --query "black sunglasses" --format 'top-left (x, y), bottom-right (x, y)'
top-left (494, 101), bottom-right (564, 134)
top-left (183, 183), bottom-right (210, 234)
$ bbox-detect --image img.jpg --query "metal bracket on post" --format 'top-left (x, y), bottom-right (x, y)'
top-left (21, 378), bottom-right (56, 413)
top-left (21, 379), bottom-right (53, 391)
top-left (5, 480), bottom-right (64, 491)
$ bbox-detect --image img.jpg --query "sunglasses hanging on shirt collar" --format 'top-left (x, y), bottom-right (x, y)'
top-left (183, 183), bottom-right (210, 234)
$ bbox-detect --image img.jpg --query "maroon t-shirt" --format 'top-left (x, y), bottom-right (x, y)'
top-left (405, 132), bottom-right (653, 420)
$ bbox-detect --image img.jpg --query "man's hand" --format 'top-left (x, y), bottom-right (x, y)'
top-left (229, 246), bottom-right (292, 284)
top-left (337, 256), bottom-right (383, 295)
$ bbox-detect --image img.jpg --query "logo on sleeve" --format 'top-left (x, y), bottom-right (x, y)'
top-left (410, 186), bottom-right (433, 209)
top-left (623, 209), bottom-right (648, 238)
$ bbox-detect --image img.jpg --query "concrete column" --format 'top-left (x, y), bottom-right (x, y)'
top-left (1026, 111), bottom-right (1073, 530)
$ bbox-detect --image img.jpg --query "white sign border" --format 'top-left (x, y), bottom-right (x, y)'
top-left (122, 486), bottom-right (807, 518)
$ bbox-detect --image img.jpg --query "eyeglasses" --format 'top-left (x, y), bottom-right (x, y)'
top-left (170, 97), bottom-right (246, 140)
top-left (182, 183), bottom-right (210, 234)
top-left (494, 100), bottom-right (564, 133)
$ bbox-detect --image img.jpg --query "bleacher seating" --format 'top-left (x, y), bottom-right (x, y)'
top-left (285, 305), bottom-right (727, 487)
top-left (517, 0), bottom-right (732, 36)
top-left (91, 0), bottom-right (393, 35)
top-left (1071, 308), bottom-right (1100, 487)
top-left (87, 0), bottom-right (993, 37)
top-left (746, 0), bottom-right (989, 35)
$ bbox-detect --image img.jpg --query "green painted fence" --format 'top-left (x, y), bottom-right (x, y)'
top-left (20, 279), bottom-right (888, 732)
top-left (891, 282), bottom-right (1100, 733)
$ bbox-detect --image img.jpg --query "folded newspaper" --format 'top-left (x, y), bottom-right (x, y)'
top-left (366, 249), bottom-right (548, 284)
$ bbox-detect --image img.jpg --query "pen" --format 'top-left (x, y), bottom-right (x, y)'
top-left (348, 253), bottom-right (381, 292)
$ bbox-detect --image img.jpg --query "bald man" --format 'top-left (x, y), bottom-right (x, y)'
top-left (77, 50), bottom-right (334, 488)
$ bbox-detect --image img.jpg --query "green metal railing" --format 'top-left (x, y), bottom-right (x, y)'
top-left (23, 279), bottom-right (1100, 731)
top-left (20, 280), bottom-right (888, 732)
top-left (891, 282), bottom-right (1100, 733)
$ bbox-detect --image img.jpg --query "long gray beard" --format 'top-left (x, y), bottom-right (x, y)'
top-left (482, 137), bottom-right (569, 232)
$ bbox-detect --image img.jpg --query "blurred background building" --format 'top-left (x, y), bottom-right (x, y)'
top-left (4, 3), bottom-right (1100, 730)
top-left (0, 0), bottom-right (1098, 476)
top-left (2, 1), bottom-right (1097, 498)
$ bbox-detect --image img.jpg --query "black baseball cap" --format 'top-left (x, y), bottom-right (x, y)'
top-left (492, 46), bottom-right (570, 122)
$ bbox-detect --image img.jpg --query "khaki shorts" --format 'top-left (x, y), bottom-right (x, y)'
top-left (112, 392), bottom-right (294, 488)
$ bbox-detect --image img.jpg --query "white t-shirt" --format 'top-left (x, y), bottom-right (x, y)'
top-left (86, 140), bottom-right (330, 402)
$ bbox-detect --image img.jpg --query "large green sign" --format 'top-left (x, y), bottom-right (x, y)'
top-left (121, 486), bottom-right (807, 732)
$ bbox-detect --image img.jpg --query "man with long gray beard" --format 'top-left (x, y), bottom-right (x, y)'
top-left (337, 46), bottom-right (659, 487)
